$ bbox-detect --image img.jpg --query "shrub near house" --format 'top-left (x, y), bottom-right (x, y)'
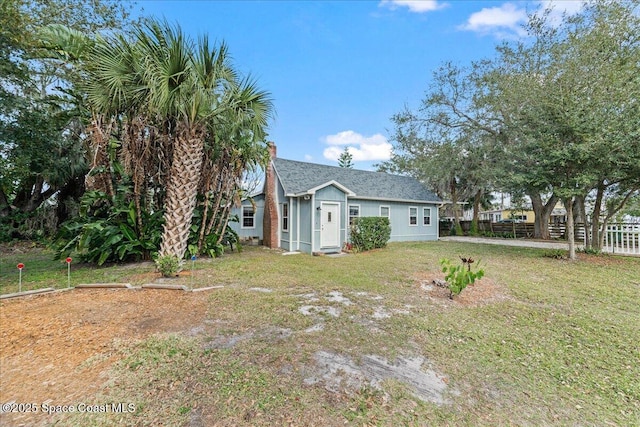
top-left (350, 217), bottom-right (391, 252)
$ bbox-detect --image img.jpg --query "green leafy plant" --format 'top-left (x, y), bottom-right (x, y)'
top-left (469, 220), bottom-right (479, 236)
top-left (440, 256), bottom-right (485, 298)
top-left (578, 247), bottom-right (602, 255)
top-left (155, 254), bottom-right (182, 277)
top-left (53, 189), bottom-right (164, 265)
top-left (350, 217), bottom-right (391, 252)
top-left (542, 249), bottom-right (568, 259)
top-left (187, 207), bottom-right (241, 258)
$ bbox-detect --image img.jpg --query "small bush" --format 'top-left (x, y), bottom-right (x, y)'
top-left (542, 249), bottom-right (567, 259)
top-left (469, 220), bottom-right (479, 236)
top-left (440, 257), bottom-right (485, 298)
top-left (350, 217), bottom-right (391, 252)
top-left (155, 254), bottom-right (182, 277)
top-left (449, 222), bottom-right (464, 236)
top-left (578, 247), bottom-right (602, 255)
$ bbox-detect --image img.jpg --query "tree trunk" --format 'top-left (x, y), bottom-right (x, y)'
top-left (450, 179), bottom-right (462, 233)
top-left (590, 182), bottom-right (605, 251)
top-left (529, 192), bottom-right (559, 240)
top-left (0, 188), bottom-right (10, 217)
top-left (575, 194), bottom-right (589, 249)
top-left (471, 189), bottom-right (481, 235)
top-left (13, 177), bottom-right (56, 213)
top-left (159, 125), bottom-right (204, 260)
top-left (86, 115), bottom-right (115, 199)
top-left (565, 197), bottom-right (576, 260)
top-left (55, 175), bottom-right (85, 225)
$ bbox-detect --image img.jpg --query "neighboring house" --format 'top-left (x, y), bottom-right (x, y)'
top-left (480, 205), bottom-right (567, 224)
top-left (479, 209), bottom-right (536, 223)
top-left (229, 144), bottom-right (442, 254)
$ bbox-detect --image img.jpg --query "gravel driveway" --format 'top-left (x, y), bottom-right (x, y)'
top-left (439, 235), bottom-right (580, 250)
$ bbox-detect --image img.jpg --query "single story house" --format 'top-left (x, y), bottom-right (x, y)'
top-left (229, 144), bottom-right (442, 254)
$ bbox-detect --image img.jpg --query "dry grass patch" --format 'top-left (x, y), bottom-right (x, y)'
top-left (1, 243), bottom-right (639, 426)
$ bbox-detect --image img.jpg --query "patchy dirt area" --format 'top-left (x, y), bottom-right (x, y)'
top-left (414, 272), bottom-right (509, 307)
top-left (0, 288), bottom-right (210, 426)
top-left (1, 271), bottom-right (507, 426)
top-left (304, 351), bottom-right (454, 405)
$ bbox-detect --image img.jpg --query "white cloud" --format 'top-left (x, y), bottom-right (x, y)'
top-left (379, 0), bottom-right (447, 13)
top-left (322, 130), bottom-right (392, 162)
top-left (537, 0), bottom-right (585, 26)
top-left (459, 1), bottom-right (587, 38)
top-left (459, 3), bottom-right (527, 35)
top-left (304, 154), bottom-right (313, 161)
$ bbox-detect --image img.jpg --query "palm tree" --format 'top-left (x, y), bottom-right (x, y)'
top-left (130, 21), bottom-right (238, 260)
top-left (197, 76), bottom-right (274, 251)
top-left (39, 19), bottom-right (274, 262)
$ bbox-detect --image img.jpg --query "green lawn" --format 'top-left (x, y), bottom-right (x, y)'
top-left (0, 244), bottom-right (156, 294)
top-left (3, 242), bottom-right (640, 426)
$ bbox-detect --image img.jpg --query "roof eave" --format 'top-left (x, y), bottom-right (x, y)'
top-left (351, 195), bottom-right (442, 204)
top-left (289, 180), bottom-right (356, 197)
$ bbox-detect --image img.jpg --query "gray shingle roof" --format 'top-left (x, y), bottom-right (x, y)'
top-left (273, 158), bottom-right (441, 203)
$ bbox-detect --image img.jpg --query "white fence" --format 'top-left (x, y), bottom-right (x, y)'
top-left (602, 223), bottom-right (640, 256)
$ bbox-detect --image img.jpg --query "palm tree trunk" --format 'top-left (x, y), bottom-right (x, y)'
top-left (159, 125), bottom-right (204, 259)
top-left (87, 115), bottom-right (115, 199)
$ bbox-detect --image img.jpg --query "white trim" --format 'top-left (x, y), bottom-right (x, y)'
top-left (282, 202), bottom-right (289, 232)
top-left (285, 194), bottom-right (441, 205)
top-left (409, 206), bottom-right (418, 227)
top-left (320, 202), bottom-right (341, 248)
top-left (295, 196), bottom-right (300, 251)
top-left (349, 196), bottom-right (441, 204)
top-left (379, 205), bottom-right (390, 219)
top-left (345, 192), bottom-right (350, 240)
top-left (348, 204), bottom-right (361, 226)
top-left (311, 194), bottom-right (316, 251)
top-left (348, 204), bottom-right (360, 243)
top-left (423, 207), bottom-right (432, 226)
top-left (241, 205), bottom-right (255, 229)
top-left (290, 180), bottom-right (356, 197)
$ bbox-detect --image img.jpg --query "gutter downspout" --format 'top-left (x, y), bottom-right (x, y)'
top-left (295, 196), bottom-right (300, 251)
top-left (345, 193), bottom-right (349, 247)
top-left (437, 201), bottom-right (446, 240)
top-left (311, 193), bottom-right (316, 252)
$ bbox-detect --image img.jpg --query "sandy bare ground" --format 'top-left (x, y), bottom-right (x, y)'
top-left (0, 288), bottom-right (210, 426)
top-left (1, 272), bottom-right (506, 426)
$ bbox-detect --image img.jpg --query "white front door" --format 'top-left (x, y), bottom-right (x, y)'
top-left (321, 203), bottom-right (340, 248)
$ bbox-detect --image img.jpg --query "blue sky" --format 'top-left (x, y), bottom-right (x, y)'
top-left (136, 0), bottom-right (585, 170)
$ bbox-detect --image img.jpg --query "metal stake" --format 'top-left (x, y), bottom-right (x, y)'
top-left (17, 263), bottom-right (24, 293)
top-left (190, 255), bottom-right (196, 290)
top-left (66, 257), bottom-right (72, 288)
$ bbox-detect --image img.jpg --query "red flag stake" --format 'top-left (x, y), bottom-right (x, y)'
top-left (66, 257), bottom-right (72, 288)
top-left (17, 263), bottom-right (24, 293)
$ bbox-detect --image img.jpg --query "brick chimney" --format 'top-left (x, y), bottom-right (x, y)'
top-left (263, 142), bottom-right (279, 249)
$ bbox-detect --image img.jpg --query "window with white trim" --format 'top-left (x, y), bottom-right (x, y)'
top-left (409, 207), bottom-right (418, 226)
top-left (242, 206), bottom-right (255, 229)
top-left (380, 206), bottom-right (390, 218)
top-left (282, 203), bottom-right (289, 231)
top-left (349, 205), bottom-right (360, 226)
top-left (423, 207), bottom-right (431, 226)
